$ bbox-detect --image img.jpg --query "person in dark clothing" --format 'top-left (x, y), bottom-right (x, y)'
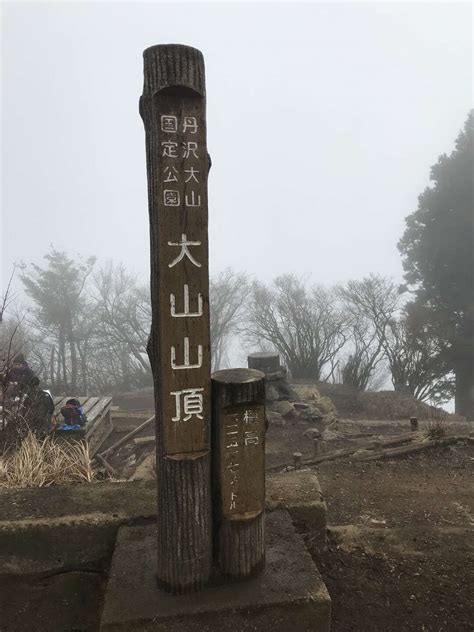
top-left (7, 353), bottom-right (36, 396)
top-left (23, 377), bottom-right (55, 438)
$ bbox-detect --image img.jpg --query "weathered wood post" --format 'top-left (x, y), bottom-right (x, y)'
top-left (140, 44), bottom-right (212, 593)
top-left (211, 368), bottom-right (266, 578)
top-left (293, 451), bottom-right (302, 469)
top-left (313, 438), bottom-right (321, 458)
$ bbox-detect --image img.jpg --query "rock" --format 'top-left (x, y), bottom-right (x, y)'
top-left (266, 410), bottom-right (286, 427)
top-left (321, 429), bottom-right (339, 441)
top-left (278, 381), bottom-right (300, 401)
top-left (316, 396), bottom-right (337, 416)
top-left (309, 407), bottom-right (324, 421)
top-left (130, 452), bottom-right (156, 480)
top-left (322, 413), bottom-right (337, 425)
top-left (293, 402), bottom-right (310, 410)
top-left (270, 400), bottom-right (295, 417)
top-left (303, 428), bottom-right (321, 440)
top-left (265, 369), bottom-right (288, 382)
top-left (265, 384), bottom-right (280, 402)
top-left (300, 407), bottom-right (324, 422)
top-left (298, 409), bottom-right (310, 420)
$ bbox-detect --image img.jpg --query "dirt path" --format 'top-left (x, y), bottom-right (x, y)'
top-left (306, 442), bottom-right (474, 631)
top-left (316, 443), bottom-right (474, 528)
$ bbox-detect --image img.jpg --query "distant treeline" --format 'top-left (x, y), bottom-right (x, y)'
top-left (1, 111), bottom-right (472, 416)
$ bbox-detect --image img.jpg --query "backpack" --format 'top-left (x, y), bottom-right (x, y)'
top-left (60, 399), bottom-right (87, 426)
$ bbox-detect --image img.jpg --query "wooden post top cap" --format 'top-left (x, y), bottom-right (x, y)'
top-left (143, 43), bottom-right (203, 59)
top-left (211, 368), bottom-right (265, 384)
top-left (142, 44), bottom-right (205, 97)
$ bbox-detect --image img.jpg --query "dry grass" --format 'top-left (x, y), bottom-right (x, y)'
top-left (0, 432), bottom-right (95, 488)
top-left (425, 418), bottom-right (448, 440)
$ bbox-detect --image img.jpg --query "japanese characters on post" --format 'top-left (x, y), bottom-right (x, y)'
top-left (156, 99), bottom-right (211, 456)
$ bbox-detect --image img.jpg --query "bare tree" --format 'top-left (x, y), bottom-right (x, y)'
top-left (0, 266), bottom-right (18, 325)
top-left (0, 270), bottom-right (32, 439)
top-left (210, 269), bottom-right (249, 371)
top-left (383, 305), bottom-right (453, 402)
top-left (91, 262), bottom-right (152, 391)
top-left (338, 275), bottom-right (400, 338)
top-left (339, 275), bottom-right (451, 401)
top-left (337, 276), bottom-right (389, 390)
top-left (338, 321), bottom-right (385, 390)
top-left (244, 275), bottom-right (348, 380)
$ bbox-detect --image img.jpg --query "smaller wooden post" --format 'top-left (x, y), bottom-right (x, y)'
top-left (313, 439), bottom-right (321, 458)
top-left (313, 438), bottom-right (328, 456)
top-left (293, 452), bottom-right (302, 469)
top-left (211, 368), bottom-right (266, 579)
top-left (410, 416), bottom-right (419, 432)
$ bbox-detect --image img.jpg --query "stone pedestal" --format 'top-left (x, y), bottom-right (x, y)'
top-left (100, 511), bottom-right (331, 632)
top-left (247, 352), bottom-right (281, 374)
top-left (247, 353), bottom-right (299, 403)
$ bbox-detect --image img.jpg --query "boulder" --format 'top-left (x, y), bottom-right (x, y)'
top-left (322, 412), bottom-right (337, 425)
top-left (130, 452), bottom-right (156, 480)
top-left (266, 410), bottom-right (286, 427)
top-left (278, 381), bottom-right (300, 401)
top-left (310, 408), bottom-right (324, 421)
top-left (266, 369), bottom-right (288, 382)
top-left (299, 407), bottom-right (324, 422)
top-left (293, 402), bottom-right (310, 410)
top-left (316, 395), bottom-right (337, 416)
top-left (265, 383), bottom-right (280, 402)
top-left (270, 400), bottom-right (295, 417)
top-left (321, 429), bottom-right (339, 441)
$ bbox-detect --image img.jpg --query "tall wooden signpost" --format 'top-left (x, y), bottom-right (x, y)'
top-left (140, 43), bottom-right (267, 596)
top-left (140, 44), bottom-right (212, 594)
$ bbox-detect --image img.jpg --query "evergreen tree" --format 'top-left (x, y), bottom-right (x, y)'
top-left (21, 248), bottom-right (95, 392)
top-left (398, 112), bottom-right (474, 416)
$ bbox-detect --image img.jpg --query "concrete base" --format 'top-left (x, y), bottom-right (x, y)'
top-left (0, 481), bottom-right (156, 574)
top-left (0, 472), bottom-right (327, 574)
top-left (100, 511), bottom-right (331, 632)
top-left (267, 469), bottom-right (327, 553)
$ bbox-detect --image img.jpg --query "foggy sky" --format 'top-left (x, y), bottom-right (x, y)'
top-left (1, 1), bottom-right (472, 295)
